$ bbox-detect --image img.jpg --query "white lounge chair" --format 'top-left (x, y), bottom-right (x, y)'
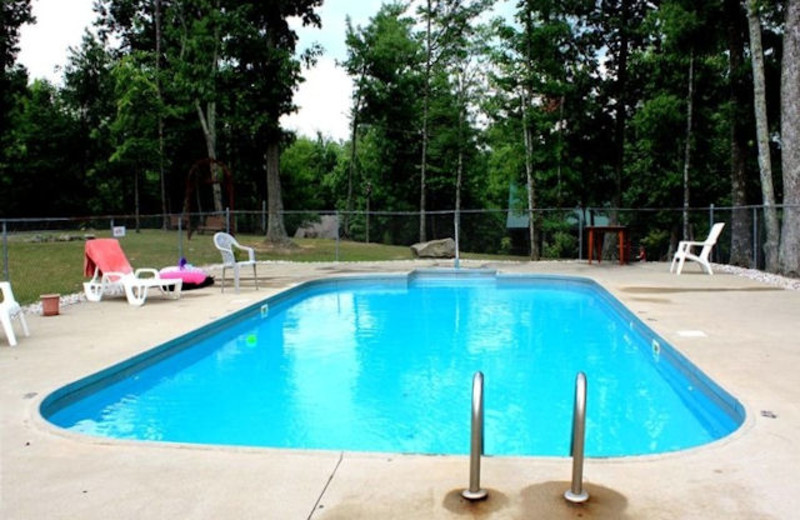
top-left (670, 222), bottom-right (726, 275)
top-left (1, 281), bottom-right (29, 346)
top-left (83, 239), bottom-right (182, 306)
top-left (213, 232), bottom-right (259, 293)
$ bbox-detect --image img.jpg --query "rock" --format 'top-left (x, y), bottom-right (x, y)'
top-left (410, 238), bottom-right (456, 258)
top-left (294, 215), bottom-right (339, 239)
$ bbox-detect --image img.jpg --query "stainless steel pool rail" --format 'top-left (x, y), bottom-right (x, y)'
top-left (462, 371), bottom-right (488, 501)
top-left (564, 371), bottom-right (589, 503)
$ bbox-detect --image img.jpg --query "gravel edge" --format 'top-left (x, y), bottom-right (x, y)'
top-left (19, 260), bottom-right (799, 315)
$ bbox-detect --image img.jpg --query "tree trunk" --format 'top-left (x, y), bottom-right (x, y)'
top-left (726, 0), bottom-right (752, 267)
top-left (455, 73), bottom-right (465, 261)
top-left (265, 139), bottom-right (290, 245)
top-left (522, 92), bottom-right (538, 261)
top-left (682, 51), bottom-right (694, 241)
top-left (609, 0), bottom-right (629, 232)
top-left (604, 0), bottom-right (629, 257)
top-left (419, 0), bottom-right (433, 244)
top-left (155, 0), bottom-right (167, 229)
top-left (746, 0), bottom-right (780, 272)
top-left (195, 100), bottom-right (223, 213)
top-left (779, 0), bottom-right (800, 276)
top-left (345, 82), bottom-right (363, 239)
top-left (523, 4), bottom-right (538, 261)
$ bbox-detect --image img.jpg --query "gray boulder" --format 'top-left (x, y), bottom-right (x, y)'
top-left (410, 238), bottom-right (456, 258)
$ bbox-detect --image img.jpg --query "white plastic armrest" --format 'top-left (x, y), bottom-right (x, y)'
top-left (0, 282), bottom-right (12, 302)
top-left (134, 268), bottom-right (160, 278)
top-left (102, 271), bottom-right (128, 283)
top-left (246, 247), bottom-right (256, 262)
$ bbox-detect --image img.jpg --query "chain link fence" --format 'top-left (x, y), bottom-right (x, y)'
top-left (2, 204), bottom-right (781, 280)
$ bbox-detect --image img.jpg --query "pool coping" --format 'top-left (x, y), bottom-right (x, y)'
top-left (2, 259), bottom-right (798, 519)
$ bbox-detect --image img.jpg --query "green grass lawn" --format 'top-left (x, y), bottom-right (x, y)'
top-left (4, 230), bottom-right (528, 304)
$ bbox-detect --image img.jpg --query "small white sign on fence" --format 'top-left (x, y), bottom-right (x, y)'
top-left (112, 226), bottom-right (126, 238)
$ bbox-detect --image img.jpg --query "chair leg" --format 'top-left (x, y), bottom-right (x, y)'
top-left (1, 311), bottom-right (17, 346)
top-left (676, 256), bottom-right (686, 275)
top-left (220, 266), bottom-right (227, 293)
top-left (233, 265), bottom-right (241, 294)
top-left (252, 264), bottom-right (259, 291)
top-left (124, 284), bottom-right (147, 306)
top-left (84, 282), bottom-right (104, 302)
top-left (17, 311), bottom-right (29, 337)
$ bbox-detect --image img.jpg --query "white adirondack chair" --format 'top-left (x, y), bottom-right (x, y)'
top-left (670, 222), bottom-right (726, 275)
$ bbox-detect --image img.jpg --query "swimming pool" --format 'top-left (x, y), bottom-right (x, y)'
top-left (41, 270), bottom-right (744, 457)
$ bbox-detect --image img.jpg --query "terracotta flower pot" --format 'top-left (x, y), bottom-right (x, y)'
top-left (41, 294), bottom-right (60, 316)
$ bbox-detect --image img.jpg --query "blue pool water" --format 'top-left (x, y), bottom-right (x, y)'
top-left (42, 271), bottom-right (744, 456)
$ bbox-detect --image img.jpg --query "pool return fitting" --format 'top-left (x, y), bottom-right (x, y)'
top-left (462, 371), bottom-right (488, 501)
top-left (564, 371), bottom-right (589, 503)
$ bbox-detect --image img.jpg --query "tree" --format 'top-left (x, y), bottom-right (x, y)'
top-left (109, 55), bottom-right (163, 230)
top-left (168, 0), bottom-right (228, 213)
top-left (725, 0), bottom-right (752, 267)
top-left (597, 0), bottom-right (653, 232)
top-left (780, 0), bottom-right (800, 276)
top-left (7, 80), bottom-right (89, 216)
top-left (224, 0), bottom-right (322, 245)
top-left (416, 0), bottom-right (493, 243)
top-left (745, 0), bottom-right (779, 272)
top-left (343, 3), bottom-right (424, 243)
top-left (1, 0), bottom-right (34, 195)
top-left (492, 0), bottom-right (596, 259)
top-left (61, 32), bottom-right (120, 214)
top-left (280, 133), bottom-right (340, 210)
top-left (96, 0), bottom-right (176, 220)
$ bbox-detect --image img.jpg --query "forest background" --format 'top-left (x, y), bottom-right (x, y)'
top-left (2, 0), bottom-right (800, 275)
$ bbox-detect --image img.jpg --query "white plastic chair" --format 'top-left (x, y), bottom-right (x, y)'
top-left (213, 232), bottom-right (259, 293)
top-left (1, 282), bottom-right (29, 347)
top-left (670, 222), bottom-right (726, 275)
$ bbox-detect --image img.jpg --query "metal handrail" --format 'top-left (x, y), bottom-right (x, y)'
top-left (462, 371), bottom-right (488, 500)
top-left (564, 371), bottom-right (589, 503)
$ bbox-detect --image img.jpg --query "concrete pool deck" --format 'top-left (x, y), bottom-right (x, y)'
top-left (1, 259), bottom-right (798, 519)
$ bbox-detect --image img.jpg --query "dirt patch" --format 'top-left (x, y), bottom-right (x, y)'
top-left (519, 481), bottom-right (630, 519)
top-left (442, 488), bottom-right (511, 516)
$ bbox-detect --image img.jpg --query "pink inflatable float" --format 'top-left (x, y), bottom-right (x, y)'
top-left (159, 261), bottom-right (214, 290)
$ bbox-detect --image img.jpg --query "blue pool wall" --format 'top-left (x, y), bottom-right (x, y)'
top-left (40, 269), bottom-right (746, 442)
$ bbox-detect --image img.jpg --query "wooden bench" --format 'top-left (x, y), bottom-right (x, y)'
top-left (195, 215), bottom-right (227, 235)
top-left (169, 215), bottom-right (189, 230)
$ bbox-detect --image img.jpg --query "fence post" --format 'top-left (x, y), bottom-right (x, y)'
top-left (261, 200), bottom-right (267, 234)
top-left (177, 215), bottom-right (184, 260)
top-left (454, 209), bottom-right (461, 269)
top-left (225, 207), bottom-right (231, 234)
top-left (366, 197), bottom-right (371, 244)
top-left (753, 207), bottom-right (759, 268)
top-left (709, 204), bottom-right (715, 261)
top-left (2, 221), bottom-right (8, 281)
top-left (578, 205), bottom-right (584, 261)
top-left (335, 211), bottom-right (340, 262)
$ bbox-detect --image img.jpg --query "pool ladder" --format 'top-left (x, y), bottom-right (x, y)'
top-left (461, 371), bottom-right (589, 504)
top-left (565, 372), bottom-right (589, 503)
top-left (462, 372), bottom-right (487, 500)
